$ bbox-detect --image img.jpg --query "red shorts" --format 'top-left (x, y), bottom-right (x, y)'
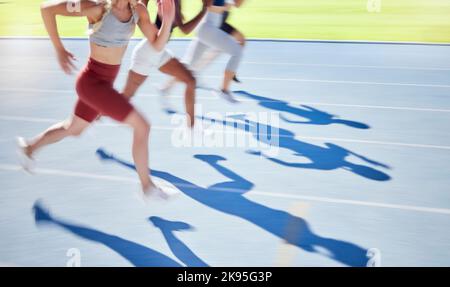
top-left (75, 58), bottom-right (133, 123)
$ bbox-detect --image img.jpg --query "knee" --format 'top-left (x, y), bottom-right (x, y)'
top-left (235, 33), bottom-right (246, 47)
top-left (66, 123), bottom-right (85, 137)
top-left (240, 38), bottom-right (246, 47)
top-left (70, 128), bottom-right (84, 137)
top-left (187, 74), bottom-right (196, 89)
top-left (137, 118), bottom-right (151, 135)
top-left (231, 45), bottom-right (243, 57)
top-left (181, 73), bottom-right (196, 89)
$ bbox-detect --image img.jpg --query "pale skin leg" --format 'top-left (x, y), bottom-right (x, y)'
top-left (122, 58), bottom-right (196, 127)
top-left (26, 115), bottom-right (90, 157)
top-left (159, 58), bottom-right (196, 127)
top-left (163, 29), bottom-right (246, 93)
top-left (24, 111), bottom-right (155, 191)
top-left (122, 110), bottom-right (153, 190)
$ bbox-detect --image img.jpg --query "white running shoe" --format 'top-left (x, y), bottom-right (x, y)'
top-left (158, 87), bottom-right (176, 113)
top-left (140, 184), bottom-right (172, 203)
top-left (16, 137), bottom-right (35, 173)
top-left (218, 90), bottom-right (239, 104)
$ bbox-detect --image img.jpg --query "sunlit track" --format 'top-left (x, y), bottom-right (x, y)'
top-left (1, 38), bottom-right (450, 267)
top-left (1, 114), bottom-right (449, 150)
top-left (2, 88), bottom-right (450, 113)
top-left (1, 163), bottom-right (450, 215)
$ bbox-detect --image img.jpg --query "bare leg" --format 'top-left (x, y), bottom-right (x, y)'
top-left (122, 110), bottom-right (153, 191)
top-left (26, 115), bottom-right (90, 157)
top-left (160, 38), bottom-right (209, 94)
top-left (222, 70), bottom-right (236, 92)
top-left (159, 58), bottom-right (196, 127)
top-left (231, 29), bottom-right (246, 47)
top-left (122, 70), bottom-right (148, 100)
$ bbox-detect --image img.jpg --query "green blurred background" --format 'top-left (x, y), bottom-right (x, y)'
top-left (1, 0), bottom-right (450, 42)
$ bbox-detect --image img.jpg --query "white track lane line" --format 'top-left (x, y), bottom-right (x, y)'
top-left (1, 163), bottom-right (449, 215)
top-left (238, 61), bottom-right (450, 71)
top-left (1, 114), bottom-right (449, 150)
top-left (0, 69), bottom-right (449, 88)
top-left (1, 59), bottom-right (450, 71)
top-left (1, 88), bottom-right (450, 113)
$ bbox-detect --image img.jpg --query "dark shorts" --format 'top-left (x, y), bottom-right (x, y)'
top-left (220, 11), bottom-right (236, 35)
top-left (221, 22), bottom-right (236, 34)
top-left (75, 58), bottom-right (133, 123)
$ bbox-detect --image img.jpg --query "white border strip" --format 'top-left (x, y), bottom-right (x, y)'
top-left (1, 36), bottom-right (450, 46)
top-left (1, 163), bottom-right (449, 215)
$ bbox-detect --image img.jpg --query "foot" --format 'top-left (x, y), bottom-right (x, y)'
top-left (158, 87), bottom-right (176, 114)
top-left (16, 137), bottom-right (35, 173)
top-left (141, 183), bottom-right (172, 202)
top-left (232, 75), bottom-right (242, 83)
top-left (218, 89), bottom-right (239, 104)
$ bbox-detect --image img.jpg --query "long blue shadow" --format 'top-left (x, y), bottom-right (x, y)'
top-left (201, 114), bottom-right (390, 181)
top-left (96, 149), bottom-right (369, 267)
top-left (32, 201), bottom-right (182, 267)
top-left (149, 216), bottom-right (209, 267)
top-left (234, 90), bottom-right (370, 129)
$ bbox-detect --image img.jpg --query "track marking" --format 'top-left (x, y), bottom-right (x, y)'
top-left (1, 88), bottom-right (450, 113)
top-left (238, 61), bottom-right (450, 71)
top-left (292, 136), bottom-right (450, 150)
top-left (1, 70), bottom-right (449, 88)
top-left (275, 202), bottom-right (310, 266)
top-left (1, 114), bottom-right (449, 150)
top-left (1, 163), bottom-right (450, 215)
top-left (234, 76), bottom-right (450, 88)
top-left (2, 60), bottom-right (450, 71)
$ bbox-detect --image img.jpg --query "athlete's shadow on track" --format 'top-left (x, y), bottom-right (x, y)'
top-left (96, 149), bottom-right (369, 267)
top-left (150, 216), bottom-right (208, 267)
top-left (32, 201), bottom-right (207, 267)
top-left (201, 114), bottom-right (390, 181)
top-left (234, 90), bottom-right (370, 129)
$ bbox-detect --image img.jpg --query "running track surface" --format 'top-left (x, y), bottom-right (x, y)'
top-left (0, 38), bottom-right (449, 267)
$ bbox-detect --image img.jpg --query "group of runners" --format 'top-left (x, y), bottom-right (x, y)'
top-left (17, 0), bottom-right (247, 200)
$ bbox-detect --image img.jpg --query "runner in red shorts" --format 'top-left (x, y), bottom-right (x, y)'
top-left (16, 0), bottom-right (176, 200)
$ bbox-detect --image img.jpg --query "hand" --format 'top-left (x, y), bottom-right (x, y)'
top-left (202, 0), bottom-right (213, 8)
top-left (160, 0), bottom-right (175, 24)
top-left (56, 48), bottom-right (77, 74)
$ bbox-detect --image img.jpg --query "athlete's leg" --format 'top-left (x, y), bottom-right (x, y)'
top-left (121, 110), bottom-right (153, 190)
top-left (159, 58), bottom-right (196, 127)
top-left (123, 38), bottom-right (155, 99)
top-left (230, 28), bottom-right (246, 47)
top-left (25, 114), bottom-right (91, 157)
top-left (196, 25), bottom-right (243, 92)
top-left (75, 65), bottom-right (156, 193)
top-left (160, 38), bottom-right (209, 95)
top-left (122, 70), bottom-right (148, 99)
